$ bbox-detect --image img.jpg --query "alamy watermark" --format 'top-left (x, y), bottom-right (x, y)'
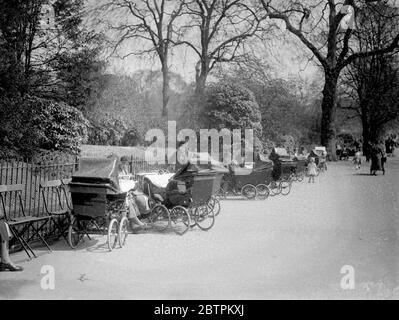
top-left (40, 265), bottom-right (55, 290)
top-left (145, 121), bottom-right (255, 166)
top-left (340, 265), bottom-right (355, 290)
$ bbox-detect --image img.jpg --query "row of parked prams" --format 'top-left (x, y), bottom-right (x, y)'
top-left (0, 148), bottom-right (327, 258)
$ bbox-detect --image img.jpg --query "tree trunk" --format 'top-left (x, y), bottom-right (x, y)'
top-left (195, 73), bottom-right (207, 96)
top-left (195, 60), bottom-right (209, 96)
top-left (360, 102), bottom-right (371, 161)
top-left (320, 71), bottom-right (339, 161)
top-left (161, 63), bottom-right (169, 118)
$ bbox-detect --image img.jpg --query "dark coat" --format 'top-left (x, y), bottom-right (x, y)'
top-left (370, 145), bottom-right (385, 172)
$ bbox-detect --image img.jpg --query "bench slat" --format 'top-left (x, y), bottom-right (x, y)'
top-left (40, 180), bottom-right (62, 188)
top-left (0, 184), bottom-right (25, 193)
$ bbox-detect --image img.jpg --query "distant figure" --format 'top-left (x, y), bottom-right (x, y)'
top-left (353, 150), bottom-right (362, 170)
top-left (363, 141), bottom-right (373, 162)
top-left (380, 141), bottom-right (387, 173)
top-left (370, 142), bottom-right (386, 175)
top-left (336, 143), bottom-right (342, 159)
top-left (385, 136), bottom-right (395, 156)
top-left (319, 150), bottom-right (328, 171)
top-left (307, 157), bottom-right (318, 183)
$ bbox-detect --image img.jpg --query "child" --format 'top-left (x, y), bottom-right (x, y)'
top-left (307, 157), bottom-right (317, 183)
top-left (353, 150), bottom-right (362, 170)
top-left (319, 150), bottom-right (328, 171)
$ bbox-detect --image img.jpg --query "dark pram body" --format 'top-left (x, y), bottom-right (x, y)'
top-left (67, 158), bottom-right (129, 250)
top-left (165, 153), bottom-right (228, 208)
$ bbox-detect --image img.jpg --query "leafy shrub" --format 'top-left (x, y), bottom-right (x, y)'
top-left (86, 113), bottom-right (127, 146)
top-left (121, 128), bottom-right (141, 146)
top-left (0, 95), bottom-right (89, 157)
top-left (205, 82), bottom-right (263, 138)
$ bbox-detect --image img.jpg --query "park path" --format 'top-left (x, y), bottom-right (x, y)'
top-left (1, 153), bottom-right (398, 299)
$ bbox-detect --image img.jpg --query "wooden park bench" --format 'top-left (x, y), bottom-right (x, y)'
top-left (40, 180), bottom-right (72, 244)
top-left (0, 184), bottom-right (52, 259)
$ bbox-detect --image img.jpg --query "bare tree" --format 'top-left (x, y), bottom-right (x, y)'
top-left (97, 0), bottom-right (184, 117)
top-left (340, 2), bottom-right (399, 153)
top-left (0, 0), bottom-right (50, 94)
top-left (0, 0), bottom-right (102, 101)
top-left (179, 0), bottom-right (265, 95)
top-left (258, 0), bottom-right (399, 158)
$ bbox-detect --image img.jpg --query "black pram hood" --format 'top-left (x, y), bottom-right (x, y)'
top-left (254, 153), bottom-right (274, 170)
top-left (72, 157), bottom-right (121, 191)
top-left (172, 152), bottom-right (229, 179)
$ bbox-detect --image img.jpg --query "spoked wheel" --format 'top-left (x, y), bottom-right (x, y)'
top-left (280, 180), bottom-right (292, 196)
top-left (256, 184), bottom-right (270, 200)
top-left (149, 204), bottom-right (170, 232)
top-left (170, 206), bottom-right (191, 236)
top-left (118, 217), bottom-right (129, 248)
top-left (241, 184), bottom-right (257, 200)
top-left (268, 181), bottom-right (281, 196)
top-left (68, 216), bottom-right (85, 249)
top-left (217, 181), bottom-right (230, 199)
top-left (216, 188), bottom-right (226, 200)
top-left (207, 196), bottom-right (221, 216)
top-left (188, 208), bottom-right (197, 229)
top-left (194, 205), bottom-right (215, 231)
top-left (107, 218), bottom-right (118, 251)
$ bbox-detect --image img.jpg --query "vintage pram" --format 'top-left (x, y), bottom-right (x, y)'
top-left (67, 158), bottom-right (130, 251)
top-left (292, 155), bottom-right (308, 182)
top-left (219, 155), bottom-right (275, 200)
top-left (268, 148), bottom-right (297, 195)
top-left (143, 153), bottom-right (227, 235)
top-left (309, 146), bottom-right (327, 174)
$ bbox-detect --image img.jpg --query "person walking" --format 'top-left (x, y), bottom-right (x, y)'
top-left (353, 149), bottom-right (362, 170)
top-left (307, 157), bottom-right (318, 183)
top-left (370, 142), bottom-right (385, 175)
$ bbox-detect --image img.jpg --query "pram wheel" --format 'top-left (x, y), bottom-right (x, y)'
top-left (118, 217), bottom-right (129, 248)
top-left (216, 187), bottom-right (227, 200)
top-left (256, 184), bottom-right (270, 200)
top-left (68, 217), bottom-right (85, 249)
top-left (296, 172), bottom-right (304, 182)
top-left (241, 184), bottom-right (257, 200)
top-left (194, 205), bottom-right (215, 231)
top-left (107, 218), bottom-right (118, 251)
top-left (170, 206), bottom-right (190, 235)
top-left (149, 204), bottom-right (170, 231)
top-left (268, 181), bottom-right (281, 196)
top-left (280, 180), bottom-right (292, 196)
top-left (207, 196), bottom-right (221, 216)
